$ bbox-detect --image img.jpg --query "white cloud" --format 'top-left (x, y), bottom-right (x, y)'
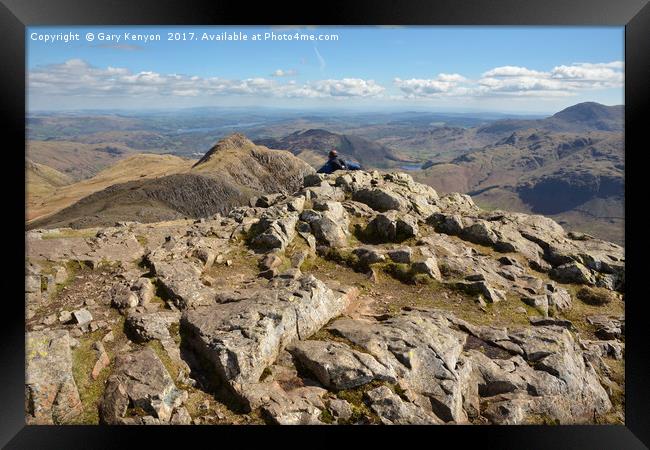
top-left (271, 69), bottom-right (297, 77)
top-left (29, 59), bottom-right (623, 103)
top-left (476, 61), bottom-right (623, 97)
top-left (482, 66), bottom-right (546, 78)
top-left (306, 79), bottom-right (385, 97)
top-left (28, 59), bottom-right (384, 100)
top-left (394, 73), bottom-right (468, 97)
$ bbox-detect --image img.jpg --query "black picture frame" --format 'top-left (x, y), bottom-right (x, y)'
top-left (2, 0), bottom-right (648, 447)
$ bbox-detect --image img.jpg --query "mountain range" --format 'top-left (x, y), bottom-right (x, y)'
top-left (255, 128), bottom-right (415, 169)
top-left (26, 102), bottom-right (624, 244)
top-left (27, 134), bottom-right (313, 229)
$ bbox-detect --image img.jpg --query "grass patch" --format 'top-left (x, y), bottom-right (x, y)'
top-left (135, 234), bottom-right (148, 247)
top-left (146, 339), bottom-right (184, 385)
top-left (68, 329), bottom-right (111, 424)
top-left (335, 381), bottom-right (385, 424)
top-left (319, 408), bottom-right (336, 424)
top-left (41, 228), bottom-right (97, 240)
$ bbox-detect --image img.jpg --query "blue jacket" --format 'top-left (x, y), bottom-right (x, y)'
top-left (317, 158), bottom-right (362, 174)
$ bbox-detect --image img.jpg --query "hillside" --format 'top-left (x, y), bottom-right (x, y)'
top-left (27, 154), bottom-right (196, 223)
top-left (26, 160), bottom-right (75, 209)
top-left (28, 134), bottom-right (314, 229)
top-left (255, 129), bottom-right (415, 169)
top-left (26, 169), bottom-right (624, 426)
top-left (410, 105), bottom-right (624, 244)
top-left (27, 140), bottom-right (134, 181)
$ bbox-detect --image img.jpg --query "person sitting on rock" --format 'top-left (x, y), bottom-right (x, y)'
top-left (316, 150), bottom-right (362, 174)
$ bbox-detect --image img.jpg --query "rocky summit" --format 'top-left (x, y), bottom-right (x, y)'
top-left (25, 169), bottom-right (624, 425)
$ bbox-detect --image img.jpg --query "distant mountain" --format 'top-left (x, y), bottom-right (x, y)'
top-left (255, 129), bottom-right (415, 169)
top-left (28, 134), bottom-right (314, 229)
top-left (477, 102), bottom-right (623, 136)
top-left (413, 125), bottom-right (624, 244)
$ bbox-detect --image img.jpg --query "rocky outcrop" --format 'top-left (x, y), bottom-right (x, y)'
top-left (287, 340), bottom-right (396, 390)
top-left (25, 168), bottom-right (624, 426)
top-left (329, 307), bottom-right (611, 424)
top-left (99, 347), bottom-right (188, 425)
top-left (181, 275), bottom-right (357, 404)
top-left (25, 330), bottom-right (83, 424)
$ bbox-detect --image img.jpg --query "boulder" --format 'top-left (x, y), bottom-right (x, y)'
top-left (148, 258), bottom-right (215, 309)
top-left (287, 340), bottom-right (396, 390)
top-left (181, 275), bottom-right (356, 404)
top-left (365, 212), bottom-right (418, 243)
top-left (25, 330), bottom-right (83, 424)
top-left (125, 311), bottom-right (181, 343)
top-left (365, 385), bottom-right (442, 425)
top-left (72, 308), bottom-right (93, 326)
top-left (352, 247), bottom-right (385, 267)
top-left (352, 188), bottom-right (407, 213)
top-left (132, 278), bottom-right (155, 306)
top-left (550, 262), bottom-right (596, 285)
top-left (99, 347), bottom-right (187, 425)
top-left (577, 286), bottom-right (616, 306)
top-left (387, 247), bottom-right (412, 264)
top-left (250, 211), bottom-right (299, 251)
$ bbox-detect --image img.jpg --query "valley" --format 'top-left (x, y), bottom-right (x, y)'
top-left (27, 102), bottom-right (624, 245)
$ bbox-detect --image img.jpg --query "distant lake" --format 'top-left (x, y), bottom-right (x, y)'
top-left (174, 122), bottom-right (264, 134)
top-left (400, 164), bottom-right (423, 171)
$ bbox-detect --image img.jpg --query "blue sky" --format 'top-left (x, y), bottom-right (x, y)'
top-left (27, 26), bottom-right (624, 113)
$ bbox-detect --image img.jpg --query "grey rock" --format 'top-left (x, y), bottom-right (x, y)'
top-left (365, 385), bottom-right (442, 425)
top-left (328, 398), bottom-right (352, 421)
top-left (99, 347), bottom-right (187, 424)
top-left (170, 407), bottom-right (192, 425)
top-left (72, 308), bottom-right (93, 326)
top-left (455, 280), bottom-right (506, 303)
top-left (287, 340), bottom-right (396, 390)
top-left (25, 330), bottom-right (83, 424)
top-left (328, 311), bottom-right (470, 423)
top-left (352, 188), bottom-right (407, 213)
top-left (250, 211), bottom-right (299, 251)
top-left (132, 277), bottom-right (155, 306)
top-left (410, 257), bottom-right (443, 281)
top-left (529, 316), bottom-right (573, 329)
top-left (550, 261), bottom-right (596, 285)
top-left (352, 246), bottom-right (386, 267)
top-left (365, 212), bottom-right (418, 243)
top-left (181, 275), bottom-right (355, 404)
top-left (387, 247), bottom-right (412, 264)
top-left (148, 258), bottom-right (216, 309)
top-left (125, 310), bottom-right (181, 343)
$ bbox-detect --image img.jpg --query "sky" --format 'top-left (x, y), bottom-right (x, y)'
top-left (27, 26), bottom-right (624, 114)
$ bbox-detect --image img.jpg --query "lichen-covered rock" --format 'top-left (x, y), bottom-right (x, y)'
top-left (364, 212), bottom-right (418, 243)
top-left (99, 347), bottom-right (187, 425)
top-left (25, 330), bottom-right (83, 424)
top-left (250, 210), bottom-right (299, 251)
top-left (328, 312), bottom-right (470, 423)
top-left (125, 310), bottom-right (181, 343)
top-left (181, 275), bottom-right (356, 404)
top-left (328, 308), bottom-right (612, 424)
top-left (287, 340), bottom-right (396, 390)
top-left (150, 259), bottom-right (215, 309)
top-left (365, 385), bottom-right (442, 425)
top-left (352, 188), bottom-right (408, 213)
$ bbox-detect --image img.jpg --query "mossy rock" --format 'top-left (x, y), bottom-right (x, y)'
top-left (576, 286), bottom-right (616, 306)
